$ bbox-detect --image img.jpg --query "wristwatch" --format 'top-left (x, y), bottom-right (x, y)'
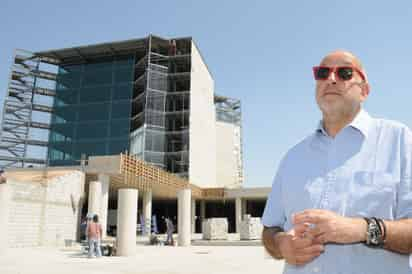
top-left (364, 217), bottom-right (384, 247)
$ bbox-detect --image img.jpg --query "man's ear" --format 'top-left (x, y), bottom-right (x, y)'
top-left (360, 82), bottom-right (370, 99)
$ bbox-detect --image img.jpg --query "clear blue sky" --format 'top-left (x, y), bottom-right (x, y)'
top-left (1, 1), bottom-right (411, 187)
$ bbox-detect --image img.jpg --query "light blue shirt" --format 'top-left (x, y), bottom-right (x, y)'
top-left (262, 109), bottom-right (412, 274)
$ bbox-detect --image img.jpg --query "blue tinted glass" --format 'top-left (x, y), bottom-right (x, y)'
top-left (79, 86), bottom-right (111, 103)
top-left (108, 138), bottom-right (128, 154)
top-left (110, 119), bottom-right (130, 138)
top-left (76, 121), bottom-right (108, 139)
top-left (113, 84), bottom-right (132, 100)
top-left (49, 55), bottom-right (134, 166)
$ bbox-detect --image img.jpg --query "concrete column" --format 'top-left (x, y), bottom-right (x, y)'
top-left (88, 181), bottom-right (102, 217)
top-left (117, 188), bottom-right (138, 256)
top-left (242, 198), bottom-right (247, 219)
top-left (0, 184), bottom-right (10, 255)
top-left (200, 200), bottom-right (206, 233)
top-left (178, 188), bottom-right (191, 246)
top-left (143, 190), bottom-right (152, 236)
top-left (191, 198), bottom-right (196, 234)
top-left (99, 174), bottom-right (110, 238)
top-left (235, 197), bottom-right (242, 233)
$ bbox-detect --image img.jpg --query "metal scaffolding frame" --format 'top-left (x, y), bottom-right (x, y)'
top-left (130, 35), bottom-right (192, 178)
top-left (0, 49), bottom-right (58, 168)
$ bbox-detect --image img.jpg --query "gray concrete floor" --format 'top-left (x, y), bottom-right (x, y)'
top-left (0, 245), bottom-right (285, 274)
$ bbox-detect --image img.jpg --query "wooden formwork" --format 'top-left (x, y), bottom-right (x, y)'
top-left (116, 153), bottom-right (217, 199)
top-left (202, 188), bottom-right (225, 199)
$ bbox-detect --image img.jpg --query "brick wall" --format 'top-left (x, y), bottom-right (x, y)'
top-left (7, 171), bottom-right (85, 247)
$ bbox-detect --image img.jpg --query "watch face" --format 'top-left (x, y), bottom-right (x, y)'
top-left (367, 220), bottom-right (382, 246)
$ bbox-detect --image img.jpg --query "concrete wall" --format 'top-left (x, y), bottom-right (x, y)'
top-left (189, 41), bottom-right (217, 188)
top-left (224, 187), bottom-right (271, 199)
top-left (87, 155), bottom-right (121, 175)
top-left (216, 121), bottom-right (243, 188)
top-left (7, 170), bottom-right (85, 247)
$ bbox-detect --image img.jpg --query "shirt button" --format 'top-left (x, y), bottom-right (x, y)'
top-left (312, 267), bottom-right (320, 273)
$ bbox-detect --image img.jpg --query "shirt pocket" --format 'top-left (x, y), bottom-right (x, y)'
top-left (349, 171), bottom-right (397, 218)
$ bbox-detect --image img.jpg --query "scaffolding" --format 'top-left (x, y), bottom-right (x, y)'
top-left (0, 49), bottom-right (58, 168)
top-left (130, 35), bottom-right (192, 178)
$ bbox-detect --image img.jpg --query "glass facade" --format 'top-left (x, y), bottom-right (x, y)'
top-left (48, 55), bottom-right (134, 166)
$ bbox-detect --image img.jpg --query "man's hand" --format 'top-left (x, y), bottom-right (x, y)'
top-left (276, 229), bottom-right (324, 266)
top-left (292, 209), bottom-right (367, 245)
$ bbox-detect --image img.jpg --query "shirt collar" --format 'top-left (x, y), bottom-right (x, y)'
top-left (316, 108), bottom-right (372, 138)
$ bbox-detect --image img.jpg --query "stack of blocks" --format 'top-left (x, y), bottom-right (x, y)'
top-left (202, 218), bottom-right (228, 240)
top-left (239, 215), bottom-right (263, 240)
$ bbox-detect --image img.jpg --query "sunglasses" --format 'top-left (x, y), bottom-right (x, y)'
top-left (312, 66), bottom-right (366, 81)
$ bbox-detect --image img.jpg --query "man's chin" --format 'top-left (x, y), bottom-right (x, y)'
top-left (318, 103), bottom-right (345, 116)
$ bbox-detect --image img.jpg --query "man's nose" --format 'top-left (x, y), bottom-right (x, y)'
top-left (328, 71), bottom-right (337, 84)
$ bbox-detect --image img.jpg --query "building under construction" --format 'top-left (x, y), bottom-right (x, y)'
top-left (0, 35), bottom-right (269, 250)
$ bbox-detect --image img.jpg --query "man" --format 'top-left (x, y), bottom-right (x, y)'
top-left (87, 214), bottom-right (102, 258)
top-left (262, 50), bottom-right (412, 274)
top-left (165, 217), bottom-right (175, 246)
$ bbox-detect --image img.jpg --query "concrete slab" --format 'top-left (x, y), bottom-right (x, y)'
top-left (0, 245), bottom-right (285, 274)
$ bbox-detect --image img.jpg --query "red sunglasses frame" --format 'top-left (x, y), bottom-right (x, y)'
top-left (312, 66), bottom-right (366, 81)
